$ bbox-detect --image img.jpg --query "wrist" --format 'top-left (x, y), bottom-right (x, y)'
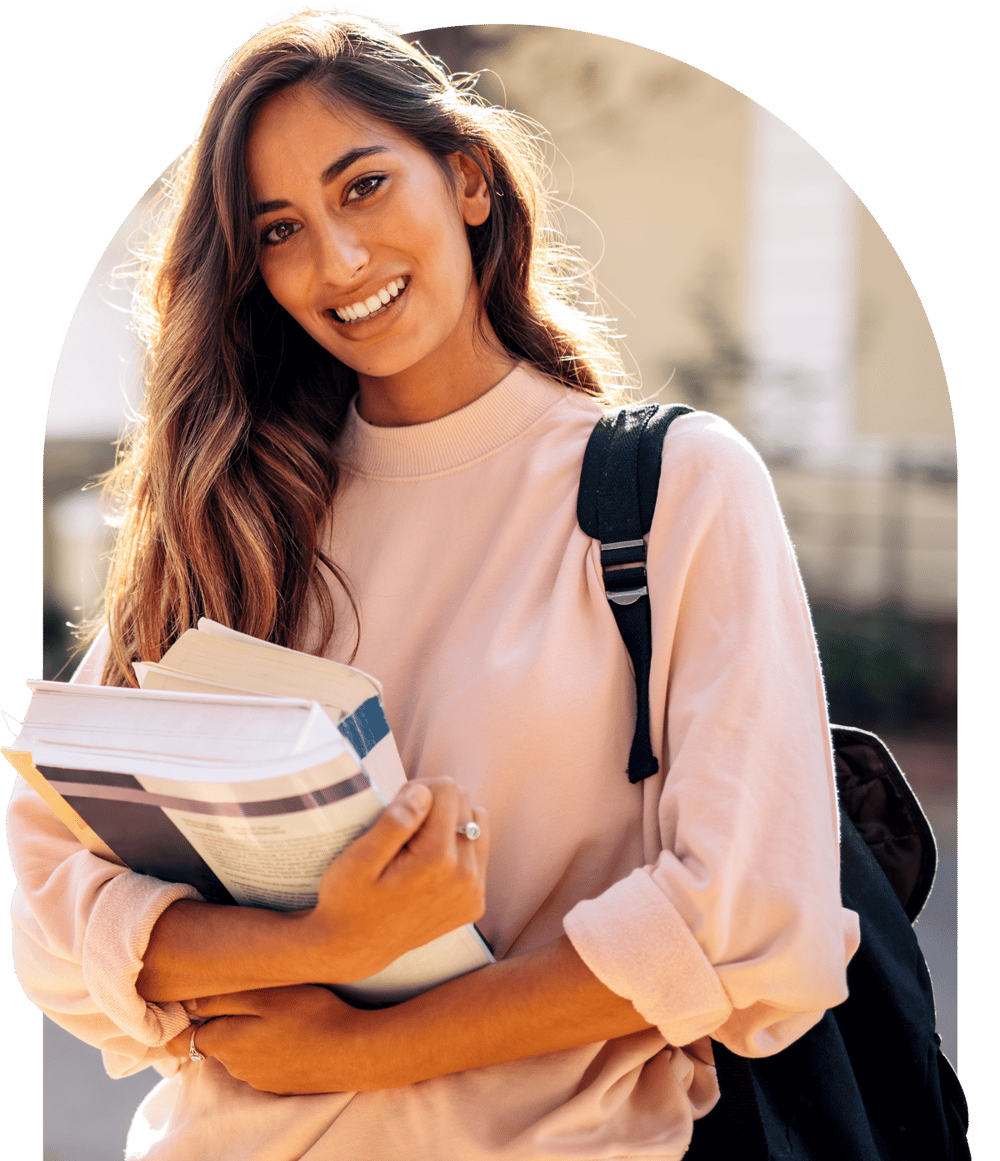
top-left (288, 906), bottom-right (382, 986)
top-left (339, 1002), bottom-right (412, 1091)
top-left (291, 997), bottom-right (401, 1093)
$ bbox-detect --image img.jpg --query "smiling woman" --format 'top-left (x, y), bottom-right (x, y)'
top-left (8, 11), bottom-right (859, 1161)
top-left (248, 86), bottom-right (514, 423)
top-left (87, 12), bottom-right (623, 681)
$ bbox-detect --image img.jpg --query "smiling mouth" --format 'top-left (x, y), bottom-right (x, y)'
top-left (329, 277), bottom-right (408, 324)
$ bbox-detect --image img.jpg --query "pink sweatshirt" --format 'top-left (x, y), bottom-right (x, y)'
top-left (8, 365), bottom-right (859, 1160)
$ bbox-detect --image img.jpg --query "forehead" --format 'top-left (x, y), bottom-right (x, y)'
top-left (246, 86), bottom-right (414, 190)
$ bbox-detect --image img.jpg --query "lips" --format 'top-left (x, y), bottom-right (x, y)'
top-left (329, 277), bottom-right (407, 324)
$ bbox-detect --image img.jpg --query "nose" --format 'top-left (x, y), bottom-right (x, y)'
top-left (313, 218), bottom-right (369, 286)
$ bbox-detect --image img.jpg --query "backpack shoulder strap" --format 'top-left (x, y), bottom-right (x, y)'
top-left (578, 403), bottom-right (693, 783)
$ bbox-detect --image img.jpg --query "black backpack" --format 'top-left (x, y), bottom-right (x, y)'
top-left (577, 403), bottom-right (970, 1161)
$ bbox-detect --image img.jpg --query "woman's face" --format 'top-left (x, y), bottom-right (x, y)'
top-left (247, 85), bottom-right (507, 423)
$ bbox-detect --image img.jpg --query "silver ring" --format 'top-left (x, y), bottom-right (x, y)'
top-left (456, 821), bottom-right (481, 841)
top-left (189, 1026), bottom-right (206, 1064)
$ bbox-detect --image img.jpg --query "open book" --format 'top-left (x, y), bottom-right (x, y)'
top-left (5, 627), bottom-right (493, 1004)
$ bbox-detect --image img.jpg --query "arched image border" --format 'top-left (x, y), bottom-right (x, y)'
top-left (1, 4), bottom-right (989, 1156)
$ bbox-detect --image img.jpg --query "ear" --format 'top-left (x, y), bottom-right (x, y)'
top-left (451, 150), bottom-right (492, 227)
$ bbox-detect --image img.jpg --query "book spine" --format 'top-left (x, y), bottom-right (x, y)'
top-left (339, 697), bottom-right (407, 799)
top-left (337, 695), bottom-right (389, 758)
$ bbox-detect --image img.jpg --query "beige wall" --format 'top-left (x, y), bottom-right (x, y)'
top-left (482, 29), bottom-right (749, 399)
top-left (854, 205), bottom-right (954, 444)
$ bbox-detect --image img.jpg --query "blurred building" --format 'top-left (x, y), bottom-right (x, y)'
top-left (45, 25), bottom-right (956, 725)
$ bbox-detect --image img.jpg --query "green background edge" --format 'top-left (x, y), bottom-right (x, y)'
top-left (1, 2), bottom-right (989, 1151)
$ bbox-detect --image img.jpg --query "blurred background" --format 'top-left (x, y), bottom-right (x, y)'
top-left (39, 26), bottom-right (956, 1161)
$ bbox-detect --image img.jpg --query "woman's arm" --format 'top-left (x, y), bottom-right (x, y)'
top-left (166, 934), bottom-right (652, 1094)
top-left (137, 779), bottom-right (489, 1001)
top-left (8, 767), bottom-right (486, 1084)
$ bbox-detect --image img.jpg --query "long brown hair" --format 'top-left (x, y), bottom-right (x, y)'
top-left (98, 12), bottom-right (628, 686)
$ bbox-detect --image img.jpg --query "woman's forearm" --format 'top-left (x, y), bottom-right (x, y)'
top-left (176, 934), bottom-right (655, 1093)
top-left (135, 899), bottom-right (320, 1001)
top-left (350, 934), bottom-right (653, 1089)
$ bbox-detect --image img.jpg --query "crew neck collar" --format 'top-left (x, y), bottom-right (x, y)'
top-left (336, 364), bottom-right (567, 479)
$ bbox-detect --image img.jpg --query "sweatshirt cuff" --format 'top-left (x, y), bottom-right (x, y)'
top-left (82, 870), bottom-right (203, 1046)
top-left (563, 868), bottom-right (732, 1047)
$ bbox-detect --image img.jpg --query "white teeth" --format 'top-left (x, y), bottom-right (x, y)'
top-left (334, 278), bottom-right (407, 322)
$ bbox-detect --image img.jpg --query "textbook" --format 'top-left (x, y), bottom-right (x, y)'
top-left (135, 618), bottom-right (410, 803)
top-left (5, 659), bottom-right (493, 1004)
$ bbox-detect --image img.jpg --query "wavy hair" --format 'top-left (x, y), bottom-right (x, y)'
top-left (96, 11), bottom-right (628, 686)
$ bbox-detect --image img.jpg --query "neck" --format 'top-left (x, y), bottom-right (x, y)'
top-left (356, 309), bottom-right (517, 428)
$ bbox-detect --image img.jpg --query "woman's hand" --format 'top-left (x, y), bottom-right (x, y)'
top-left (165, 986), bottom-right (378, 1094)
top-left (137, 779), bottom-right (488, 1002)
top-left (297, 778), bottom-right (490, 984)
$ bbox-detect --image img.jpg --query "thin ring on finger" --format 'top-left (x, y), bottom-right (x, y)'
top-left (189, 1026), bottom-right (206, 1064)
top-left (456, 821), bottom-right (481, 841)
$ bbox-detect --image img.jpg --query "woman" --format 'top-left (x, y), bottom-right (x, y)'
top-left (9, 12), bottom-right (859, 1160)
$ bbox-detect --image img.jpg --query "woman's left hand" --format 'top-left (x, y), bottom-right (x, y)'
top-left (165, 986), bottom-right (379, 1094)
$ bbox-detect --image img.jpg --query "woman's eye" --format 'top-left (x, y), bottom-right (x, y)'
top-left (261, 220), bottom-right (300, 246)
top-left (345, 175), bottom-right (385, 203)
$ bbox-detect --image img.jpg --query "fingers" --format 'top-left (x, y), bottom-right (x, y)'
top-left (313, 777), bottom-right (489, 968)
top-left (406, 778), bottom-right (465, 860)
top-left (403, 780), bottom-right (489, 885)
top-left (463, 805), bottom-right (490, 891)
top-left (452, 805), bottom-right (489, 916)
top-left (165, 1024), bottom-right (197, 1059)
top-left (411, 782), bottom-right (488, 922)
top-left (183, 984), bottom-right (325, 1022)
top-left (186, 990), bottom-right (268, 1019)
top-left (334, 781), bottom-right (433, 880)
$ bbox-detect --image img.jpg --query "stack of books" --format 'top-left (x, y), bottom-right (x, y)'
top-left (4, 620), bottom-right (492, 1004)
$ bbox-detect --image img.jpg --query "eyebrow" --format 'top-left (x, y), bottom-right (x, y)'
top-left (251, 145), bottom-right (391, 218)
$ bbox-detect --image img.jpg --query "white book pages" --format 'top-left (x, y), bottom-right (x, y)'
top-left (28, 737), bottom-right (358, 791)
top-left (16, 682), bottom-right (338, 763)
top-left (336, 923), bottom-right (494, 1004)
top-left (135, 661), bottom-right (406, 800)
top-left (173, 620), bottom-right (383, 712)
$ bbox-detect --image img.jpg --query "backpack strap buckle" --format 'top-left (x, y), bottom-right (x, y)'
top-left (600, 538), bottom-right (648, 606)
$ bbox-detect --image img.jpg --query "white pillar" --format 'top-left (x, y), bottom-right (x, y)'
top-left (743, 105), bottom-right (857, 469)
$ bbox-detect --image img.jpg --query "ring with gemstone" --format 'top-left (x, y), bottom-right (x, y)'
top-left (456, 821), bottom-right (481, 841)
top-left (189, 1027), bottom-right (206, 1063)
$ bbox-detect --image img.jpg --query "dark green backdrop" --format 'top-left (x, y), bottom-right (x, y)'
top-left (1, 4), bottom-right (989, 1156)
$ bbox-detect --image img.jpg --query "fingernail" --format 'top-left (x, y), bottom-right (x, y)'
top-left (402, 783), bottom-right (431, 811)
top-left (184, 999), bottom-right (198, 1015)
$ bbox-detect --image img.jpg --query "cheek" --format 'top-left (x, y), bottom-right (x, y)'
top-left (259, 261), bottom-right (307, 317)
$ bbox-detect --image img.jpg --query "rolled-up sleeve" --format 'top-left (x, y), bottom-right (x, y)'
top-left (564, 412), bottom-right (860, 1056)
top-left (8, 776), bottom-right (201, 1077)
top-left (6, 630), bottom-right (201, 1078)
